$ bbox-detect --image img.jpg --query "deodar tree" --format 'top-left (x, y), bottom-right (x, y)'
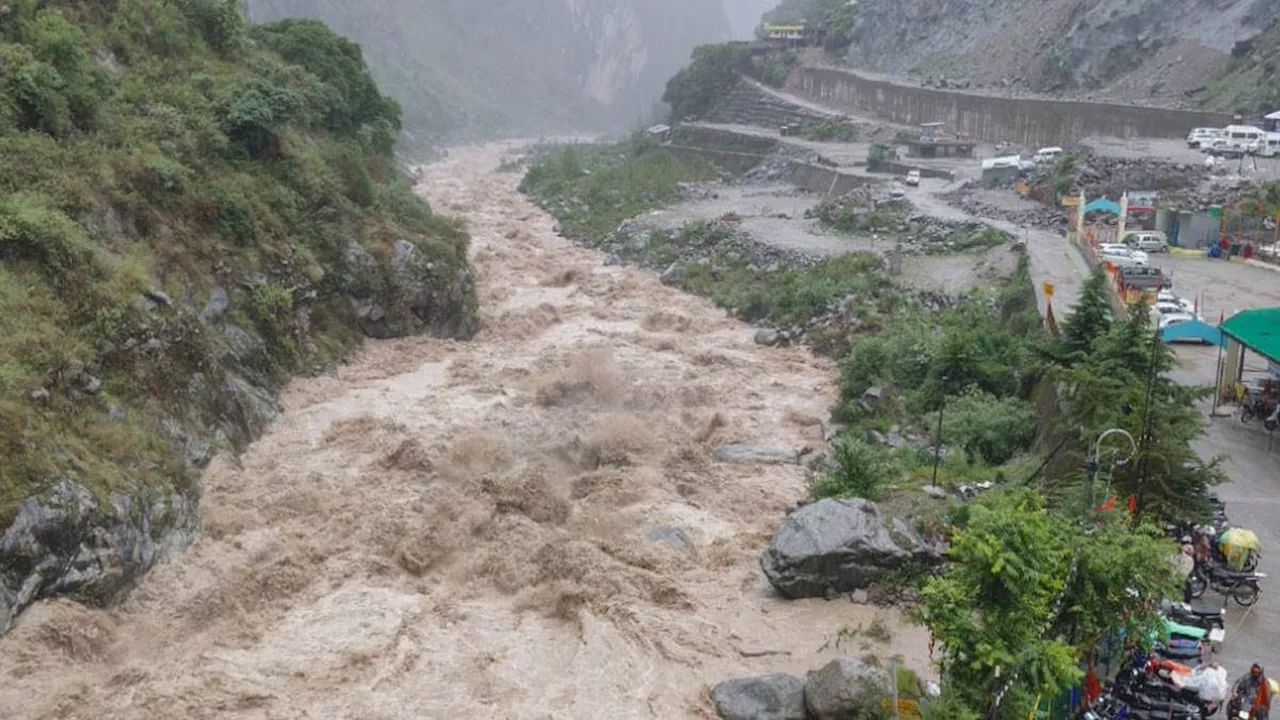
top-left (919, 491), bottom-right (1179, 718)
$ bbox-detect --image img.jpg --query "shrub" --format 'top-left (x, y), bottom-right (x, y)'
top-left (812, 434), bottom-right (896, 500)
top-left (179, 0), bottom-right (246, 55)
top-left (143, 156), bottom-right (191, 198)
top-left (0, 193), bottom-right (99, 278)
top-left (942, 390), bottom-right (1036, 465)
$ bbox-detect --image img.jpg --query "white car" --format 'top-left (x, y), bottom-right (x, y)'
top-left (1154, 301), bottom-right (1189, 316)
top-left (1123, 231), bottom-right (1168, 253)
top-left (1101, 247), bottom-right (1149, 268)
top-left (1187, 128), bottom-right (1225, 149)
top-left (1157, 291), bottom-right (1195, 313)
top-left (905, 170), bottom-right (921, 187)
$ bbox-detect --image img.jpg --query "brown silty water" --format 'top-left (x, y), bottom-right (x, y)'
top-left (0, 143), bottom-right (930, 719)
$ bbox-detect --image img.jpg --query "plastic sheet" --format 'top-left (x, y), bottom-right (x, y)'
top-left (1175, 664), bottom-right (1229, 702)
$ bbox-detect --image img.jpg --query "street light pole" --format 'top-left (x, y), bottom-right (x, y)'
top-left (1089, 428), bottom-right (1137, 515)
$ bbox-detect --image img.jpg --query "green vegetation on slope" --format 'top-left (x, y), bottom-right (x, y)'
top-left (0, 1), bottom-right (473, 524)
top-left (517, 140), bottom-right (718, 243)
top-left (662, 43), bottom-right (800, 122)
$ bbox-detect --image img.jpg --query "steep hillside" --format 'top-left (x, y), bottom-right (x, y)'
top-left (838, 0), bottom-right (1277, 111)
top-left (246, 0), bottom-right (732, 150)
top-left (0, 0), bottom-right (474, 630)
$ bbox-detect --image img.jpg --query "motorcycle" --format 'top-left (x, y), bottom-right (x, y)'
top-left (1162, 599), bottom-right (1226, 631)
top-left (1187, 561), bottom-right (1265, 606)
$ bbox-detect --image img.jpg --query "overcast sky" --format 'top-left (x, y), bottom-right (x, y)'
top-left (722, 0), bottom-right (777, 38)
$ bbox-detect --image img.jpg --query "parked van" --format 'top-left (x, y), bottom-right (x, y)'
top-left (1224, 125), bottom-right (1264, 154)
top-left (1034, 147), bottom-right (1064, 165)
top-left (1261, 132), bottom-right (1280, 158)
top-left (1122, 231), bottom-right (1168, 253)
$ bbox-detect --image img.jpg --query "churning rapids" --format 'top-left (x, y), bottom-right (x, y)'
top-left (0, 144), bottom-right (928, 719)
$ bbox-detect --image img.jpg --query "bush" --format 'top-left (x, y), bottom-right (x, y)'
top-left (179, 0), bottom-right (246, 55)
top-left (143, 156), bottom-right (191, 198)
top-left (942, 390), bottom-right (1037, 465)
top-left (812, 434), bottom-right (896, 500)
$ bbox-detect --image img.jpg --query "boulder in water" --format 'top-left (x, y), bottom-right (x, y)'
top-left (711, 673), bottom-right (807, 720)
top-left (804, 658), bottom-right (889, 720)
top-left (759, 498), bottom-right (939, 599)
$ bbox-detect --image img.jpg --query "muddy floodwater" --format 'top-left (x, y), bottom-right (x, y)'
top-left (0, 144), bottom-right (929, 719)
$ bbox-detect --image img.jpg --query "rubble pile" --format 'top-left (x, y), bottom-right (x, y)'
top-left (943, 186), bottom-right (1069, 231)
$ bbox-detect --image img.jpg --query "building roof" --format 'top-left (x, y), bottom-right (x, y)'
top-left (1221, 308), bottom-right (1280, 365)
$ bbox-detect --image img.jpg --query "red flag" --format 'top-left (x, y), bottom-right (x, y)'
top-left (1220, 310), bottom-right (1226, 324)
top-left (1129, 495), bottom-right (1138, 516)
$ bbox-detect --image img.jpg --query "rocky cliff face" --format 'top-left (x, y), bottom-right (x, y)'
top-left (246, 0), bottom-right (732, 149)
top-left (841, 0), bottom-right (1276, 110)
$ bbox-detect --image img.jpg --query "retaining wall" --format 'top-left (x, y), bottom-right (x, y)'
top-left (796, 67), bottom-right (1233, 148)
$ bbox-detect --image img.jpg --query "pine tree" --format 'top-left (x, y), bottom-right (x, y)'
top-left (1061, 267), bottom-right (1113, 357)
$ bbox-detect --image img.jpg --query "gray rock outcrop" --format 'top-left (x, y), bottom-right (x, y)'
top-left (804, 658), bottom-right (889, 720)
top-left (0, 479), bottom-right (199, 633)
top-left (760, 498), bottom-right (940, 599)
top-left (711, 674), bottom-right (808, 720)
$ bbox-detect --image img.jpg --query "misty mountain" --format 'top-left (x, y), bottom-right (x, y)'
top-left (246, 0), bottom-right (731, 150)
top-left (721, 0), bottom-right (778, 38)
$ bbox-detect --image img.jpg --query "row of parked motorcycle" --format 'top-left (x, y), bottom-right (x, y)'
top-left (1082, 497), bottom-right (1267, 719)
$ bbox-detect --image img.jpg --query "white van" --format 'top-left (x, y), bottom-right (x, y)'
top-left (1122, 231), bottom-right (1168, 253)
top-left (1034, 147), bottom-right (1064, 165)
top-left (1261, 132), bottom-right (1280, 158)
top-left (1224, 125), bottom-right (1264, 154)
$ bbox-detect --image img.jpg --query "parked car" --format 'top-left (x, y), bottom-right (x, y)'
top-left (888, 182), bottom-right (906, 199)
top-left (1102, 246), bottom-right (1149, 268)
top-left (1159, 312), bottom-right (1211, 343)
top-left (905, 169), bottom-right (921, 187)
top-left (1154, 301), bottom-right (1189, 316)
top-left (1157, 290), bottom-right (1195, 313)
top-left (1187, 128), bottom-right (1225, 148)
top-left (1203, 137), bottom-right (1239, 157)
top-left (1033, 147), bottom-right (1064, 165)
top-left (1123, 231), bottom-right (1168, 253)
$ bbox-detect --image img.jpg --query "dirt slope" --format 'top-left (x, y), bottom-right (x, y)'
top-left (0, 144), bottom-right (929, 719)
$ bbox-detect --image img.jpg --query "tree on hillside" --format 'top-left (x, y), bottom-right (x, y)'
top-left (1061, 267), bottom-right (1113, 358)
top-left (1055, 309), bottom-right (1221, 520)
top-left (662, 43), bottom-right (753, 122)
top-left (919, 490), bottom-right (1180, 719)
top-left (918, 491), bottom-right (1078, 719)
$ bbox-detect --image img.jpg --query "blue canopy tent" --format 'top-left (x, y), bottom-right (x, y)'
top-left (1084, 198), bottom-right (1122, 216)
top-left (1161, 318), bottom-right (1226, 346)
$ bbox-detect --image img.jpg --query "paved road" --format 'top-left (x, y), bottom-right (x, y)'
top-left (1142, 255), bottom-right (1280, 678)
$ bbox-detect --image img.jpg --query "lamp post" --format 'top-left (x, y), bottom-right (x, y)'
top-left (1088, 428), bottom-right (1137, 514)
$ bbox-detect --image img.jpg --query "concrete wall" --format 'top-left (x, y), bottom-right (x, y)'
top-left (786, 162), bottom-right (874, 195)
top-left (796, 67), bottom-right (1234, 148)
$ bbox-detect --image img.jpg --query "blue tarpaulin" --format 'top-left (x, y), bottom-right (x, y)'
top-left (1162, 319), bottom-right (1226, 346)
top-left (1084, 198), bottom-right (1123, 215)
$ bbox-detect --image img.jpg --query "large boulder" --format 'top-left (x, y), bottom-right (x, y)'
top-left (804, 658), bottom-right (889, 720)
top-left (0, 479), bottom-right (200, 633)
top-left (711, 674), bottom-right (807, 720)
top-left (760, 498), bottom-right (939, 599)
